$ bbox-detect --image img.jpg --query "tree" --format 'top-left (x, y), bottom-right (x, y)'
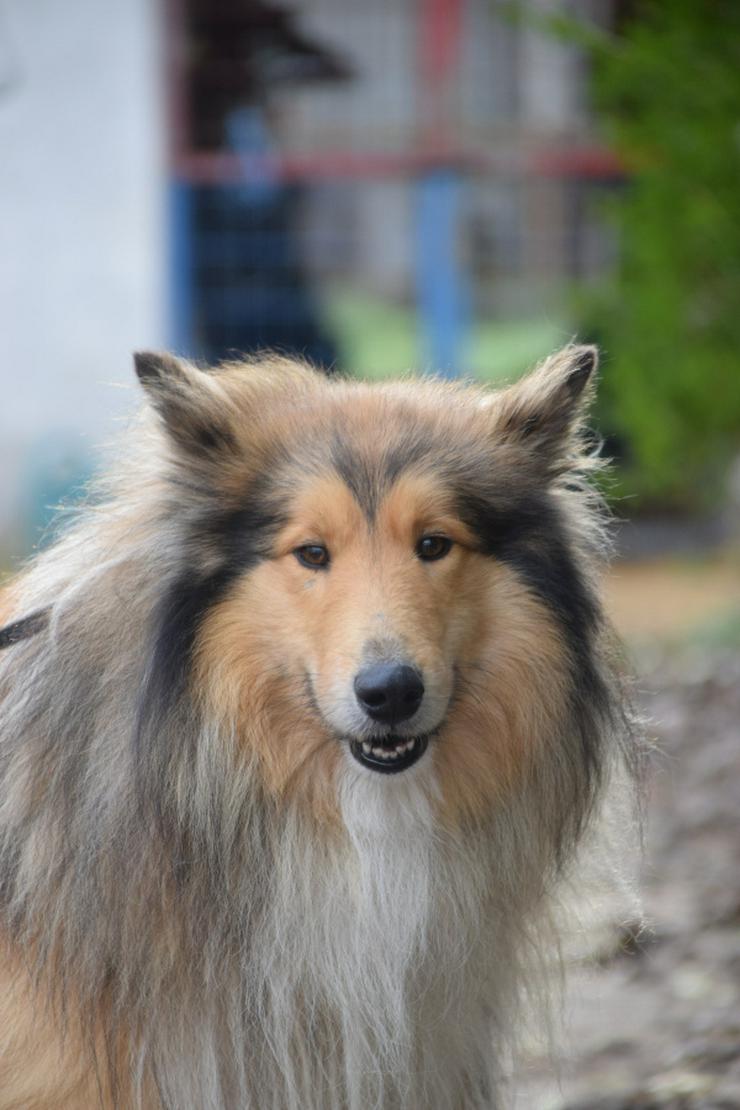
top-left (586, 0), bottom-right (740, 511)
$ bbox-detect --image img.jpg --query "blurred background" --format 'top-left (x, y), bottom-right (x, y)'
top-left (0, 1), bottom-right (739, 1105)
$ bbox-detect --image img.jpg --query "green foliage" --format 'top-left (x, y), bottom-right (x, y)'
top-left (584, 0), bottom-right (740, 510)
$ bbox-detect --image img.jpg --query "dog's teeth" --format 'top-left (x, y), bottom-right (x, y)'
top-left (352, 734), bottom-right (427, 770)
top-left (356, 737), bottom-right (423, 764)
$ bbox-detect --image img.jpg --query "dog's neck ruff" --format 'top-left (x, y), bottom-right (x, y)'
top-left (229, 759), bottom-right (508, 1110)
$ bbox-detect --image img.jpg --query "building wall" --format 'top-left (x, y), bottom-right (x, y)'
top-left (0, 0), bottom-right (166, 553)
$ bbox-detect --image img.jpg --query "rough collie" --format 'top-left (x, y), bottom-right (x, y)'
top-left (0, 346), bottom-right (635, 1108)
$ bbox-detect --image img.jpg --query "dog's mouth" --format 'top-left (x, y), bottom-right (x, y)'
top-left (348, 734), bottom-right (429, 774)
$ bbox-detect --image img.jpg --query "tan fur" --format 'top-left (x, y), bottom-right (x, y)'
top-left (434, 565), bottom-right (571, 826)
top-left (0, 953), bottom-right (119, 1110)
top-left (0, 585), bottom-right (20, 629)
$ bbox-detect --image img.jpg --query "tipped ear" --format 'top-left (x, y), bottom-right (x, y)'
top-left (134, 352), bottom-right (234, 456)
top-left (493, 344), bottom-right (598, 461)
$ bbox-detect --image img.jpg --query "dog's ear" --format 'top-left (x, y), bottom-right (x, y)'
top-left (491, 345), bottom-right (598, 464)
top-left (134, 352), bottom-right (235, 457)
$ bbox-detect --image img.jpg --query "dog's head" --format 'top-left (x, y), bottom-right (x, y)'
top-left (135, 348), bottom-right (611, 826)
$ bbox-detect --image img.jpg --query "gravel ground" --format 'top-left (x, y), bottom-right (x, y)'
top-left (516, 646), bottom-right (740, 1110)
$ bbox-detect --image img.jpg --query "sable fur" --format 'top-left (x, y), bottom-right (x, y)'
top-left (0, 347), bottom-right (636, 1109)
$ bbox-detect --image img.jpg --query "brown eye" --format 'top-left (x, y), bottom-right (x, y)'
top-left (295, 544), bottom-right (330, 569)
top-left (416, 535), bottom-right (453, 562)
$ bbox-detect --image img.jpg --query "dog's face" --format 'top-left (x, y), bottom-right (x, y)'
top-left (136, 349), bottom-right (602, 825)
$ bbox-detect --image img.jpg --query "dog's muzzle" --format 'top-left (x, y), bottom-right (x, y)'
top-left (349, 661), bottom-right (429, 772)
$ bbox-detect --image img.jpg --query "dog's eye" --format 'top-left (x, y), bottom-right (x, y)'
top-left (416, 535), bottom-right (453, 562)
top-left (294, 544), bottom-right (330, 569)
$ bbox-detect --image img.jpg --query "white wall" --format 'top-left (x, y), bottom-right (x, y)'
top-left (0, 0), bottom-right (166, 553)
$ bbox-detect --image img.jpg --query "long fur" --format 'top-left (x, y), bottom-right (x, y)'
top-left (0, 348), bottom-right (637, 1109)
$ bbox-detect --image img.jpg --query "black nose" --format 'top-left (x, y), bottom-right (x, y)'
top-left (354, 663), bottom-right (425, 724)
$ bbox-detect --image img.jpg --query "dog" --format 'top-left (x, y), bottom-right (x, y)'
top-left (0, 346), bottom-right (636, 1108)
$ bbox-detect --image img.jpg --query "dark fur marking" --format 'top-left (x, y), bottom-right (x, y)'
top-left (502, 351), bottom-right (595, 447)
top-left (455, 487), bottom-right (609, 784)
top-left (331, 431), bottom-right (434, 519)
top-left (331, 434), bottom-right (379, 519)
top-left (514, 414), bottom-right (541, 440)
top-left (153, 406), bottom-right (236, 459)
top-left (192, 420), bottom-right (237, 455)
top-left (381, 434), bottom-right (435, 488)
top-left (134, 352), bottom-right (237, 457)
top-left (135, 488), bottom-right (286, 774)
top-left (568, 347), bottom-right (596, 393)
top-left (133, 351), bottom-right (174, 385)
top-left (456, 487), bottom-right (602, 656)
top-left (0, 608), bottom-right (49, 650)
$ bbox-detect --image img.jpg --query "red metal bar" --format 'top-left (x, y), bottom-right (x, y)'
top-left (531, 145), bottom-right (623, 179)
top-left (172, 145), bottom-right (623, 185)
top-left (417, 0), bottom-right (465, 148)
top-left (172, 147), bottom-right (479, 184)
top-left (419, 0), bottom-right (464, 84)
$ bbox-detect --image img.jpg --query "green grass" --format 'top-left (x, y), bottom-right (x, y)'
top-left (325, 291), bottom-right (568, 383)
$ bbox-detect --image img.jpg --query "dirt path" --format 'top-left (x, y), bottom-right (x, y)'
top-left (517, 641), bottom-right (740, 1109)
top-left (605, 557), bottom-right (739, 642)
